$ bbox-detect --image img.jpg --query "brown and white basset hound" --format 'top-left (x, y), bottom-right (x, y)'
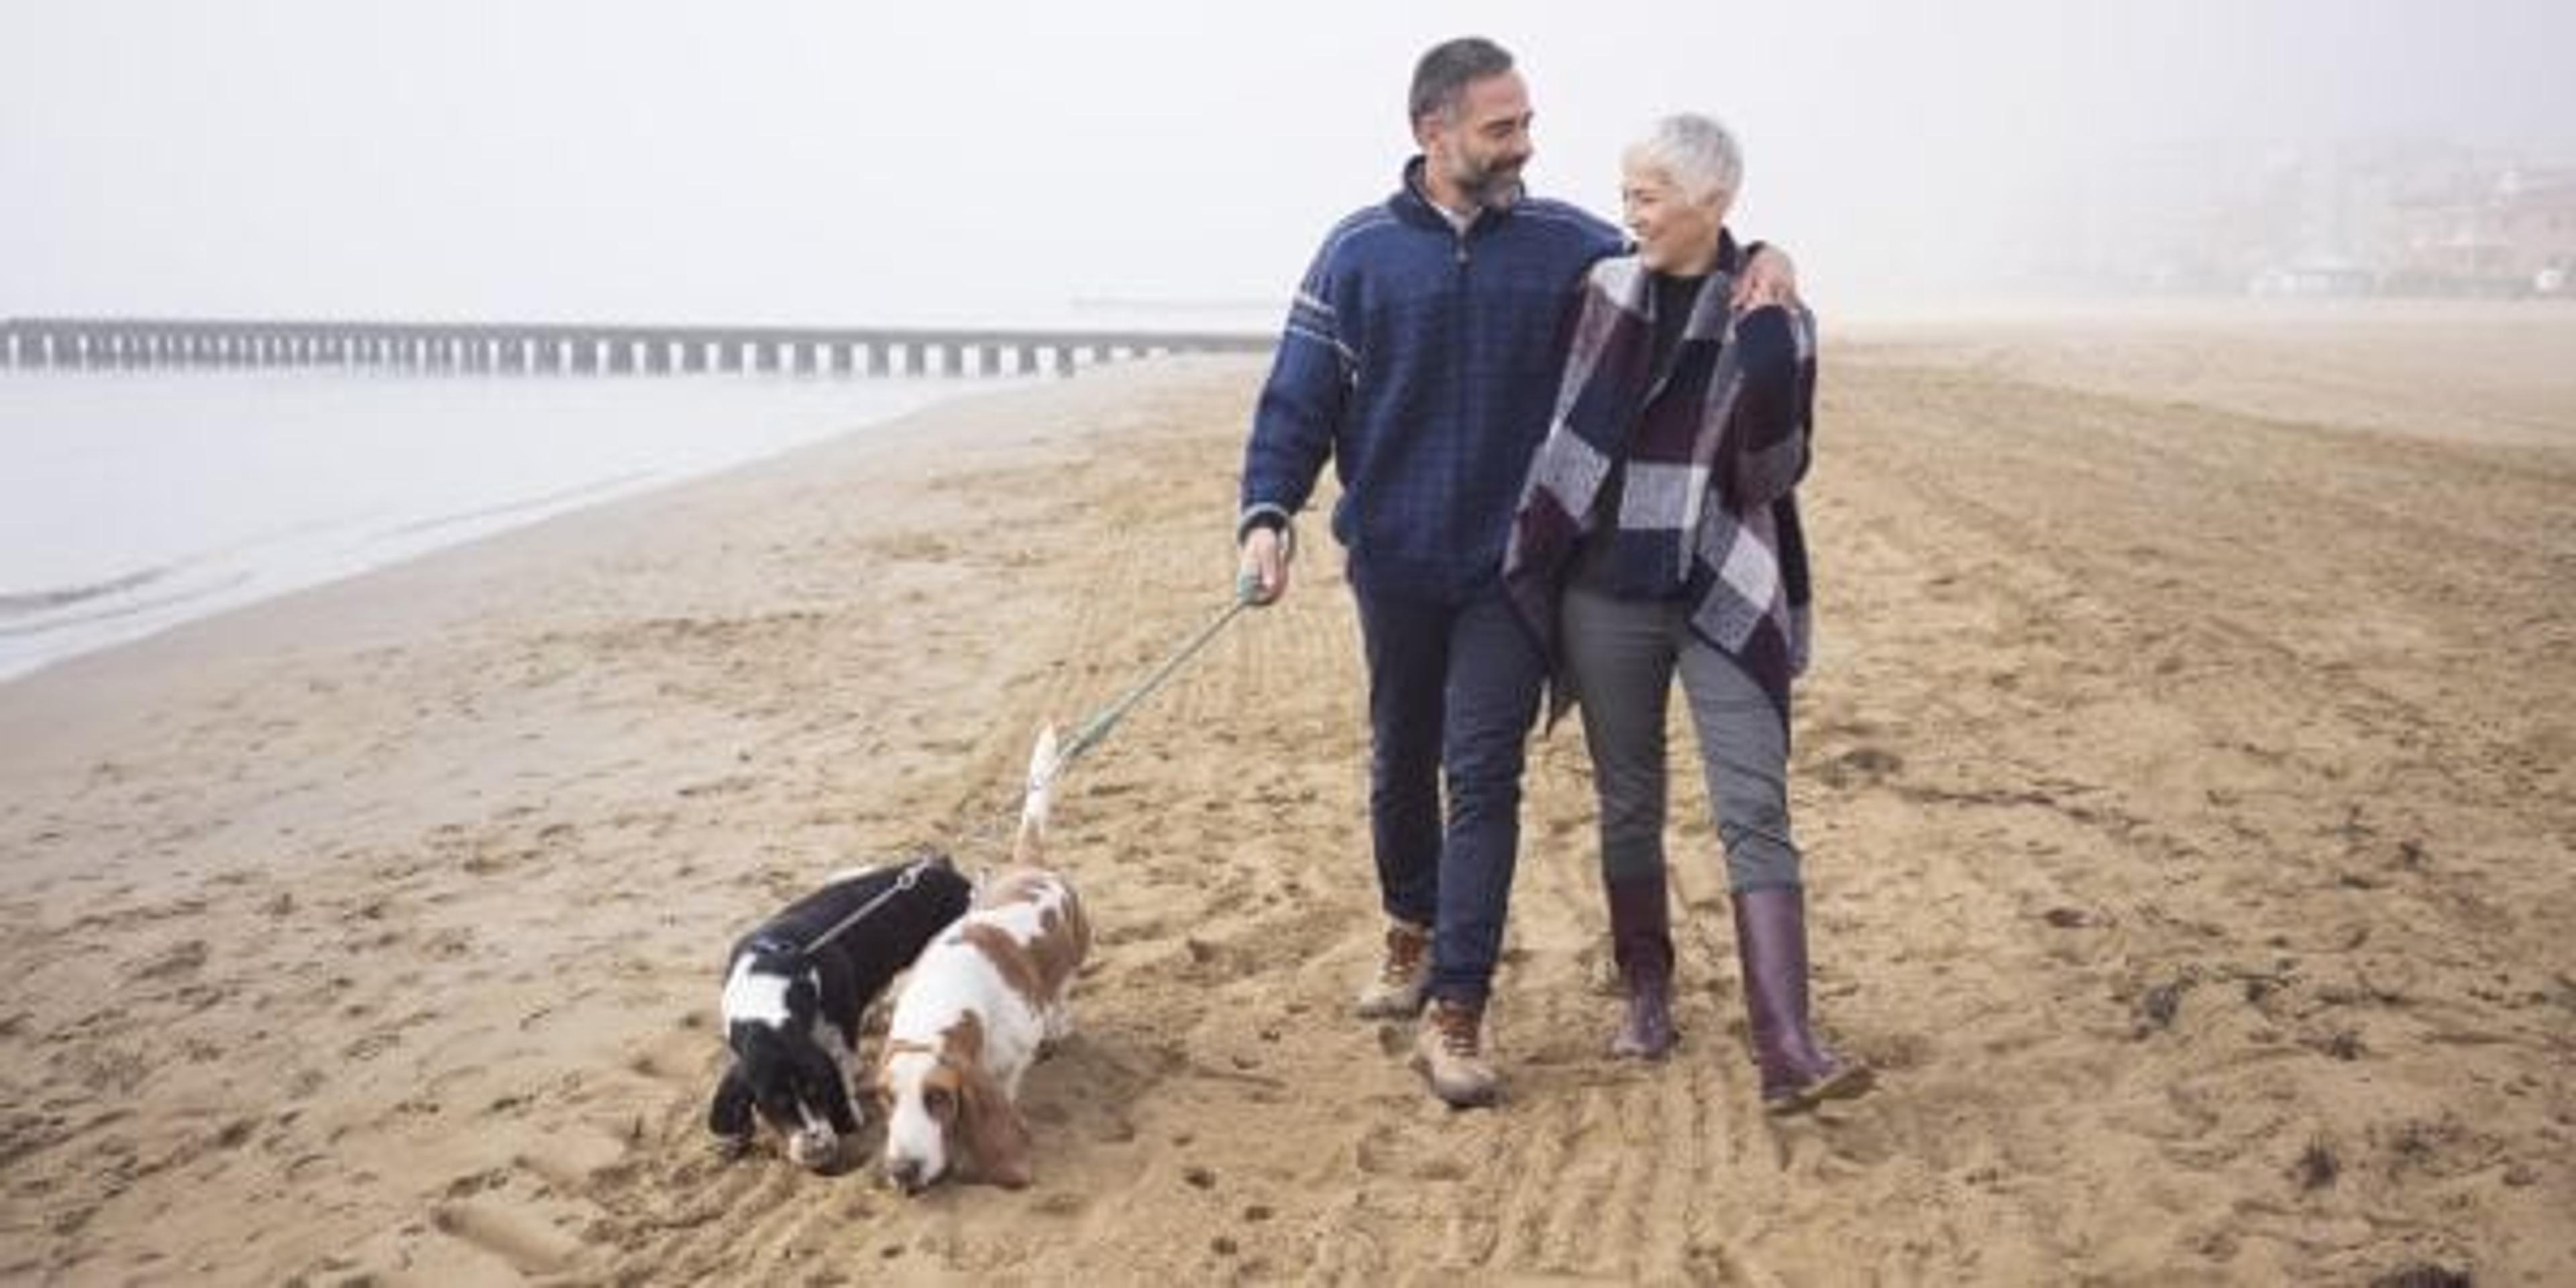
top-left (873, 726), bottom-right (1092, 1191)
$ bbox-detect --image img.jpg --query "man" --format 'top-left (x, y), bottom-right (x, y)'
top-left (1236, 36), bottom-right (1793, 1108)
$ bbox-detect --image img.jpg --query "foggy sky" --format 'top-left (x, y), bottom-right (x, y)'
top-left (7, 1), bottom-right (2572, 324)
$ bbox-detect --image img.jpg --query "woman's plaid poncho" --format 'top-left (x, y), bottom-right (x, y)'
top-left (1501, 244), bottom-right (1819, 727)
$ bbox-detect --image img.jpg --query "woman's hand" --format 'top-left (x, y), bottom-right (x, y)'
top-left (1735, 244), bottom-right (1801, 311)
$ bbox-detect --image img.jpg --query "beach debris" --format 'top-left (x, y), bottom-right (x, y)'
top-left (2369, 1264), bottom-right (2472, 1288)
top-left (2133, 971), bottom-right (2197, 1036)
top-left (2294, 1140), bottom-right (2340, 1191)
top-left (2544, 973), bottom-right (2576, 1016)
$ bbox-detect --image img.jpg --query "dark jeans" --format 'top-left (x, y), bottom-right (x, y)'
top-left (1353, 583), bottom-right (1545, 1007)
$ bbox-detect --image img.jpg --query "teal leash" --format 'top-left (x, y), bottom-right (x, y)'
top-left (1033, 577), bottom-right (1260, 795)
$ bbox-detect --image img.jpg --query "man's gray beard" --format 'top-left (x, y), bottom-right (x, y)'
top-left (1462, 169), bottom-right (1526, 211)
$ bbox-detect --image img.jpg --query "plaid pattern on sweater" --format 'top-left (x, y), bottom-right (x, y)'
top-left (1502, 241), bottom-right (1819, 725)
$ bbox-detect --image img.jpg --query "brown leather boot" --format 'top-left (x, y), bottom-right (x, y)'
top-left (1355, 918), bottom-right (1431, 1018)
top-left (1732, 886), bottom-right (1871, 1114)
top-left (1410, 996), bottom-right (1501, 1108)
top-left (1606, 875), bottom-right (1676, 1059)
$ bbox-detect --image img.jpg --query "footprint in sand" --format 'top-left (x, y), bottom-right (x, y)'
top-left (133, 935), bottom-right (210, 977)
top-left (1815, 745), bottom-right (1904, 790)
top-left (431, 1197), bottom-right (582, 1276)
top-left (342, 1030), bottom-right (401, 1061)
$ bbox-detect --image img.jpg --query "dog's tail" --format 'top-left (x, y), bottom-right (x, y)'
top-left (1014, 724), bottom-right (1059, 866)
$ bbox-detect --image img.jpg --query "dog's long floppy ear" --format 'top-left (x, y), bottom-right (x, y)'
top-left (791, 1040), bottom-right (863, 1135)
top-left (954, 1060), bottom-right (1033, 1189)
top-left (708, 1063), bottom-right (756, 1140)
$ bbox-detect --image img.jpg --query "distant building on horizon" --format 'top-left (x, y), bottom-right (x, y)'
top-left (2387, 166), bottom-right (2576, 297)
top-left (2043, 142), bottom-right (2576, 300)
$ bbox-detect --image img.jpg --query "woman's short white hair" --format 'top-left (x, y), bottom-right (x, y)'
top-left (1623, 113), bottom-right (1743, 207)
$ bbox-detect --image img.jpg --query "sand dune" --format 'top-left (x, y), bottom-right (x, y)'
top-left (2, 310), bottom-right (2569, 1285)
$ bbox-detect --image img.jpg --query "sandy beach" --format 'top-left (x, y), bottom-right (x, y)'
top-left (3, 304), bottom-right (2570, 1285)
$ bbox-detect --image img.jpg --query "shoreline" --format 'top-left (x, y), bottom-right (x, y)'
top-left (0, 368), bottom-right (1004, 686)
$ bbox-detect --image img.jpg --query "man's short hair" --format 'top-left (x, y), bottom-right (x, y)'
top-left (1409, 37), bottom-right (1514, 127)
top-left (1625, 113), bottom-right (1743, 207)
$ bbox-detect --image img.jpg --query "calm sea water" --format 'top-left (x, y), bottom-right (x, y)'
top-left (0, 368), bottom-right (994, 682)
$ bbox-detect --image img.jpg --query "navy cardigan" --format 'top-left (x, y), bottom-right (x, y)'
top-left (1240, 158), bottom-right (1621, 602)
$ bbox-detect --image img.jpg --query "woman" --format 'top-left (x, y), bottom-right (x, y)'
top-left (1502, 113), bottom-right (1868, 1114)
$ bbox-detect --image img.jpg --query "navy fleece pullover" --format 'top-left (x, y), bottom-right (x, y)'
top-left (1240, 159), bottom-right (1621, 602)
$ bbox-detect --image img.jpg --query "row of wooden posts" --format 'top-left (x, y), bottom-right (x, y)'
top-left (0, 319), bottom-right (1274, 378)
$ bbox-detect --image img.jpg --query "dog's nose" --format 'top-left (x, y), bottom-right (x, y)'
top-left (886, 1157), bottom-right (926, 1194)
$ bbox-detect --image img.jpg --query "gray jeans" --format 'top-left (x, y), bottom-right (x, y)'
top-left (1560, 581), bottom-right (1801, 892)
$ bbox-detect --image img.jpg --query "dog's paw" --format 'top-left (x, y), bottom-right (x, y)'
top-left (709, 1131), bottom-right (755, 1162)
top-left (787, 1128), bottom-right (843, 1173)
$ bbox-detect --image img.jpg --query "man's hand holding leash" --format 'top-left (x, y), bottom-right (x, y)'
top-left (1235, 512), bottom-right (1296, 607)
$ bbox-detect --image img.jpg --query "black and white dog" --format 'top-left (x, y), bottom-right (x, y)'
top-left (708, 853), bottom-right (973, 1170)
